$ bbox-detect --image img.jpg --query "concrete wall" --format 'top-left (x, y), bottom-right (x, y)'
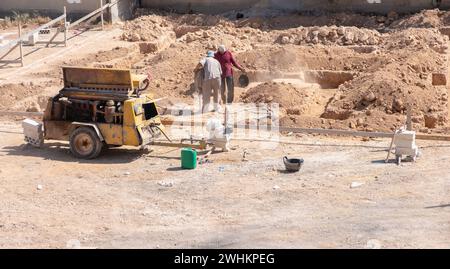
top-left (110, 0), bottom-right (139, 21)
top-left (0, 0), bottom-right (137, 20)
top-left (141, 0), bottom-right (450, 14)
top-left (0, 0), bottom-right (98, 18)
top-left (2, 0), bottom-right (450, 19)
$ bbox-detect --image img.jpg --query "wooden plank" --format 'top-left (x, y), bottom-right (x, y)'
top-left (160, 119), bottom-right (450, 141)
top-left (18, 21), bottom-right (23, 67)
top-left (278, 126), bottom-right (394, 138)
top-left (416, 134), bottom-right (450, 141)
top-left (385, 129), bottom-right (398, 163)
top-left (100, 0), bottom-right (104, 30)
top-left (0, 13), bottom-right (65, 53)
top-left (64, 6), bottom-right (67, 47)
top-left (45, 28), bottom-right (61, 48)
top-left (0, 43), bottom-right (19, 61)
top-left (0, 111), bottom-right (44, 117)
top-left (26, 14), bottom-right (66, 40)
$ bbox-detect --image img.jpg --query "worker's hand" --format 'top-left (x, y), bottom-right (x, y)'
top-left (240, 67), bottom-right (246, 73)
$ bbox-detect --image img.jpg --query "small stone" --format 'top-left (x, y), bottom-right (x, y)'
top-left (424, 114), bottom-right (438, 128)
top-left (280, 35), bottom-right (290, 44)
top-left (130, 33), bottom-right (141, 42)
top-left (363, 92), bottom-right (376, 102)
top-left (432, 73), bottom-right (447, 86)
top-left (158, 181), bottom-right (173, 187)
top-left (124, 171), bottom-right (131, 176)
top-left (392, 98), bottom-right (404, 112)
top-left (26, 102), bottom-right (40, 112)
top-left (350, 182), bottom-right (364, 188)
top-left (273, 185), bottom-right (280, 190)
top-left (356, 118), bottom-right (365, 126)
top-left (37, 184), bottom-right (43, 190)
top-left (365, 239), bottom-right (382, 249)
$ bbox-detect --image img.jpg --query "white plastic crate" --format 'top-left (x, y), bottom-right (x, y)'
top-left (393, 130), bottom-right (416, 148)
top-left (22, 119), bottom-right (44, 147)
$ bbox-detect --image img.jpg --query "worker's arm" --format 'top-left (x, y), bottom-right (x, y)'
top-left (230, 53), bottom-right (245, 73)
top-left (193, 62), bottom-right (203, 73)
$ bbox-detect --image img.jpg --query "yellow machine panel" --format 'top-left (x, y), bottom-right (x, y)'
top-left (97, 123), bottom-right (123, 145)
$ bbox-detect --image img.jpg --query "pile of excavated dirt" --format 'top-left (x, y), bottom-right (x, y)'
top-left (0, 83), bottom-right (43, 111)
top-left (121, 10), bottom-right (450, 133)
top-left (321, 28), bottom-right (449, 131)
top-left (121, 15), bottom-right (175, 42)
top-left (323, 70), bottom-right (448, 130)
top-left (390, 9), bottom-right (450, 29)
top-left (381, 28), bottom-right (448, 52)
top-left (3, 9), bottom-right (450, 133)
top-left (276, 26), bottom-right (381, 46)
top-left (240, 81), bottom-right (309, 112)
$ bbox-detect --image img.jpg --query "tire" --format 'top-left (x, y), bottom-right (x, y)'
top-left (69, 127), bottom-right (103, 159)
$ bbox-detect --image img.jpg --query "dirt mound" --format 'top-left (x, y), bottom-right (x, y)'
top-left (390, 9), bottom-right (450, 29)
top-left (324, 70), bottom-right (448, 130)
top-left (121, 15), bottom-right (175, 42)
top-left (240, 82), bottom-right (309, 111)
top-left (381, 28), bottom-right (448, 52)
top-left (276, 26), bottom-right (381, 46)
top-left (0, 83), bottom-right (41, 110)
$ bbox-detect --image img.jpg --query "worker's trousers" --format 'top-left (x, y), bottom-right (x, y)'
top-left (202, 78), bottom-right (221, 113)
top-left (221, 76), bottom-right (235, 104)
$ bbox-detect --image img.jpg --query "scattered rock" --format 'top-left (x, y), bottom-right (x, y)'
top-left (130, 33), bottom-right (141, 42)
top-left (350, 182), bottom-right (364, 188)
top-left (392, 98), bottom-right (404, 113)
top-left (432, 73), bottom-right (447, 86)
top-left (363, 92), bottom-right (376, 102)
top-left (356, 118), bottom-right (365, 126)
top-left (424, 113), bottom-right (438, 128)
top-left (280, 35), bottom-right (290, 44)
top-left (26, 102), bottom-right (40, 112)
top-left (158, 181), bottom-right (174, 187)
top-left (365, 239), bottom-right (382, 249)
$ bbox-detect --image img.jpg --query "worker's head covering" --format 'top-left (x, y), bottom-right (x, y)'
top-left (218, 45), bottom-right (226, 53)
top-left (207, 50), bottom-right (215, 57)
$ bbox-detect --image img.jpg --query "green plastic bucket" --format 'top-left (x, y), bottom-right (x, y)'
top-left (181, 148), bottom-right (197, 169)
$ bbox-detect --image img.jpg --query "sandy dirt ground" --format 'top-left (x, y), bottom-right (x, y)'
top-left (1, 120), bottom-right (450, 248)
top-left (2, 8), bottom-right (450, 249)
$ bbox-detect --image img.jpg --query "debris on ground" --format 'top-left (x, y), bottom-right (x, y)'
top-left (350, 182), bottom-right (364, 188)
top-left (157, 181), bottom-right (174, 187)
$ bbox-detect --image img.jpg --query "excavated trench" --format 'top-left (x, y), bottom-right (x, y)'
top-left (234, 69), bottom-right (356, 119)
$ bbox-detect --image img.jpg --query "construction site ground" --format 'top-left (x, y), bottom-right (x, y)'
top-left (1, 120), bottom-right (450, 248)
top-left (2, 8), bottom-right (450, 248)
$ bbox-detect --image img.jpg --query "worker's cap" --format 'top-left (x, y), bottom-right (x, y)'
top-left (218, 45), bottom-right (226, 53)
top-left (207, 50), bottom-right (215, 57)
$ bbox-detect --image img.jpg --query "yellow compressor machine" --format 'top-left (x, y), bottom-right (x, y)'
top-left (35, 66), bottom-right (166, 159)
